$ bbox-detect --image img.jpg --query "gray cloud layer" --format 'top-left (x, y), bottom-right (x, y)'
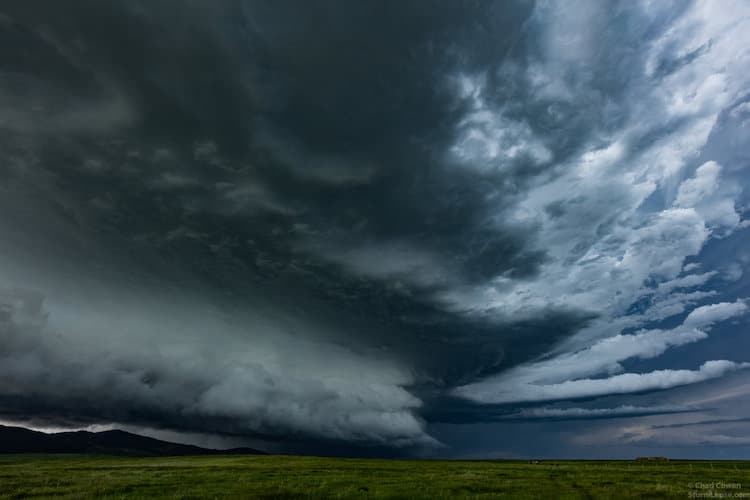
top-left (1, 0), bottom-right (749, 455)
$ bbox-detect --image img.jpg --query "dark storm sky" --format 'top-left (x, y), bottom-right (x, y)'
top-left (1, 0), bottom-right (750, 457)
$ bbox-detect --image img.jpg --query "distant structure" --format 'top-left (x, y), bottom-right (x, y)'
top-left (635, 456), bottom-right (669, 462)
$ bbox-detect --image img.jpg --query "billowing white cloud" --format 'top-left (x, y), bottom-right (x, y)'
top-left (674, 161), bottom-right (741, 231)
top-left (454, 300), bottom-right (748, 403)
top-left (455, 360), bottom-right (750, 404)
top-left (674, 161), bottom-right (721, 208)
top-left (682, 300), bottom-right (749, 329)
top-left (449, 0), bottom-right (750, 405)
top-left (451, 74), bottom-right (552, 171)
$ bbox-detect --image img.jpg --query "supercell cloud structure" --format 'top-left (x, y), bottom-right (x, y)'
top-left (1, 1), bottom-right (749, 457)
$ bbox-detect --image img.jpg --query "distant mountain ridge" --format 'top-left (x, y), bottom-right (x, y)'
top-left (0, 424), bottom-right (266, 456)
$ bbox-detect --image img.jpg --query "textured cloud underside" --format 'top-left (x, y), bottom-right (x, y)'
top-left (0, 0), bottom-right (749, 453)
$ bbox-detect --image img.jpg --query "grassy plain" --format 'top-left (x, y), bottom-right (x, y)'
top-left (0, 454), bottom-right (748, 499)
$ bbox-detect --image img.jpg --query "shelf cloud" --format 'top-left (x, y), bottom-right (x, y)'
top-left (1, 0), bottom-right (749, 456)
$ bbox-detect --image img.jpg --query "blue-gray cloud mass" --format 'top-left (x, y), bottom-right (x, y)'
top-left (1, 0), bottom-right (749, 457)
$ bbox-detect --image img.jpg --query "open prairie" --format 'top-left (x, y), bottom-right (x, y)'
top-left (0, 455), bottom-right (748, 499)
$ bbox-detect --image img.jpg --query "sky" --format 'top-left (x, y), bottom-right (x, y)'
top-left (0, 0), bottom-right (749, 458)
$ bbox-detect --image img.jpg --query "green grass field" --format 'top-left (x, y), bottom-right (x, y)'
top-left (0, 454), bottom-right (748, 499)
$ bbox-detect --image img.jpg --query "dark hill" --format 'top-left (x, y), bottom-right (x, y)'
top-left (0, 425), bottom-right (266, 456)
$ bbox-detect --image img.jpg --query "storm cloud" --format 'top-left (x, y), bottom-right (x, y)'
top-left (1, 0), bottom-right (749, 456)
